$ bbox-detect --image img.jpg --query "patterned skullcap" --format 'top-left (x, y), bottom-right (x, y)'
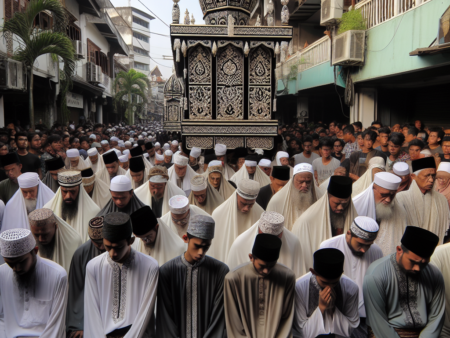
top-left (191, 175), bottom-right (208, 192)
top-left (258, 211), bottom-right (285, 236)
top-left (28, 208), bottom-right (56, 227)
top-left (187, 215), bottom-right (215, 240)
top-left (174, 154), bottom-right (189, 166)
top-left (350, 216), bottom-right (379, 241)
top-left (58, 170), bottom-right (82, 187)
top-left (88, 216), bottom-right (104, 240)
top-left (208, 160), bottom-right (223, 174)
top-left (0, 228), bottom-right (36, 258)
top-left (148, 166), bottom-right (169, 183)
top-left (169, 195), bottom-right (190, 214)
top-left (237, 179), bottom-right (260, 200)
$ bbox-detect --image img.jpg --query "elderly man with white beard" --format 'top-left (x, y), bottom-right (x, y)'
top-left (84, 147), bottom-right (105, 174)
top-left (65, 149), bottom-right (88, 170)
top-left (2, 172), bottom-right (54, 232)
top-left (168, 154), bottom-right (197, 196)
top-left (267, 163), bottom-right (320, 230)
top-left (352, 172), bottom-right (407, 256)
top-left (206, 160), bottom-right (235, 201)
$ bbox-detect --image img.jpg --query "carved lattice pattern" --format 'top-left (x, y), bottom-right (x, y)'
top-left (249, 46), bottom-right (272, 120)
top-left (246, 137), bottom-right (274, 150)
top-left (215, 136), bottom-right (245, 149)
top-left (188, 45), bottom-right (212, 120)
top-left (186, 136), bottom-right (214, 149)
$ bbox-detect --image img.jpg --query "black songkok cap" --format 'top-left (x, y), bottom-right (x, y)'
top-left (130, 206), bottom-right (158, 236)
top-left (137, 140), bottom-right (145, 146)
top-left (45, 157), bottom-right (65, 171)
top-left (245, 154), bottom-right (259, 162)
top-left (103, 151), bottom-right (118, 165)
top-left (81, 167), bottom-right (94, 178)
top-left (252, 233), bottom-right (282, 262)
top-left (130, 146), bottom-right (144, 157)
top-left (1, 152), bottom-right (20, 167)
top-left (412, 157), bottom-right (436, 173)
top-left (272, 166), bottom-right (290, 181)
top-left (145, 142), bottom-right (153, 150)
top-left (129, 156), bottom-right (145, 173)
top-left (234, 147), bottom-right (247, 159)
top-left (401, 226), bottom-right (439, 258)
top-left (204, 153), bottom-right (217, 164)
top-left (327, 176), bottom-right (352, 199)
top-left (314, 248), bottom-right (344, 279)
top-left (102, 212), bottom-right (132, 242)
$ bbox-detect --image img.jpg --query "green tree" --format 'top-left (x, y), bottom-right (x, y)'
top-left (1, 0), bottom-right (76, 130)
top-left (114, 69), bottom-right (149, 124)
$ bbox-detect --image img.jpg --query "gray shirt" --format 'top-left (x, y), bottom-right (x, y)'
top-left (312, 157), bottom-right (341, 185)
top-left (294, 152), bottom-right (320, 165)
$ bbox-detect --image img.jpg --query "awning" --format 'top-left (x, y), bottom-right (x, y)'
top-left (410, 43), bottom-right (450, 56)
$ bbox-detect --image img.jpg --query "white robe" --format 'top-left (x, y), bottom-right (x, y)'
top-left (65, 156), bottom-right (89, 171)
top-left (134, 181), bottom-right (185, 216)
top-left (293, 272), bottom-right (360, 338)
top-left (202, 171), bottom-right (235, 201)
top-left (85, 155), bottom-right (105, 174)
top-left (89, 176), bottom-right (111, 210)
top-left (132, 218), bottom-right (186, 266)
top-left (0, 256), bottom-right (68, 338)
top-left (160, 205), bottom-right (210, 238)
top-left (319, 235), bottom-right (383, 317)
top-left (208, 191), bottom-right (264, 263)
top-left (125, 168), bottom-right (150, 190)
top-left (84, 250), bottom-right (159, 338)
top-left (2, 180), bottom-right (55, 232)
top-left (168, 164), bottom-right (197, 197)
top-left (226, 221), bottom-right (305, 278)
top-left (96, 165), bottom-right (127, 186)
top-left (188, 183), bottom-right (224, 215)
top-left (351, 157), bottom-right (386, 197)
top-left (222, 162), bottom-right (235, 181)
top-left (230, 165), bottom-right (270, 188)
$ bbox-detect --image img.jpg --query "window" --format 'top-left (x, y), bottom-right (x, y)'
top-left (134, 47), bottom-right (149, 57)
top-left (87, 39), bottom-right (111, 77)
top-left (67, 23), bottom-right (81, 41)
top-left (133, 32), bottom-right (149, 43)
top-left (134, 62), bottom-right (149, 71)
top-left (133, 16), bottom-right (149, 28)
top-left (34, 12), bottom-right (52, 30)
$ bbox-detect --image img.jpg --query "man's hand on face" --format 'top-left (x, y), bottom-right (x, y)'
top-left (319, 286), bottom-right (332, 314)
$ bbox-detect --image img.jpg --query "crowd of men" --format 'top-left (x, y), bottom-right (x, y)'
top-left (0, 118), bottom-right (449, 338)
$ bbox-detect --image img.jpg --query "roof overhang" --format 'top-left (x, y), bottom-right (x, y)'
top-left (290, 0), bottom-right (321, 23)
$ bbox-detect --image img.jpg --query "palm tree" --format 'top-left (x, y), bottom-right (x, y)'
top-left (1, 0), bottom-right (76, 130)
top-left (114, 69), bottom-right (150, 124)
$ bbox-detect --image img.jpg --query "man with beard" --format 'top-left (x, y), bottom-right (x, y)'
top-left (66, 217), bottom-right (106, 338)
top-left (267, 164), bottom-right (319, 229)
top-left (65, 149), bottom-right (88, 170)
top-left (363, 226), bottom-right (445, 338)
top-left (396, 157), bottom-right (449, 244)
top-left (2, 172), bottom-right (54, 232)
top-left (292, 176), bottom-right (357, 276)
top-left (393, 162), bottom-right (412, 192)
top-left (125, 156), bottom-right (148, 190)
top-left (131, 206), bottom-right (185, 265)
top-left (0, 152), bottom-right (22, 203)
top-left (188, 174), bottom-right (224, 215)
top-left (293, 248), bottom-right (360, 338)
top-left (134, 166), bottom-right (185, 218)
top-left (293, 136), bottom-right (320, 165)
top-left (96, 150), bottom-right (127, 185)
top-left (161, 195), bottom-right (209, 238)
top-left (84, 147), bottom-right (105, 174)
top-left (206, 160), bottom-right (235, 201)
top-left (44, 171), bottom-right (100, 240)
top-left (168, 154), bottom-right (197, 196)
top-left (97, 176), bottom-right (146, 217)
top-left (42, 157), bottom-right (65, 193)
top-left (0, 228), bottom-right (68, 337)
top-left (230, 154), bottom-right (271, 187)
top-left (352, 172), bottom-right (407, 256)
top-left (319, 217), bottom-right (383, 338)
top-left (84, 213), bottom-right (159, 338)
top-left (214, 143), bottom-right (235, 180)
top-left (81, 167), bottom-right (110, 209)
top-left (209, 179), bottom-right (264, 263)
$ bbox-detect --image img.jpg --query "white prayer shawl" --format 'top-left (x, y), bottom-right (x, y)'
top-left (90, 176), bottom-right (112, 210)
top-left (202, 171), bottom-right (235, 201)
top-left (320, 235), bottom-right (383, 317)
top-left (168, 164), bottom-right (197, 196)
top-left (65, 156), bottom-right (89, 171)
top-left (2, 179), bottom-right (55, 232)
top-left (148, 155), bottom-right (155, 166)
top-left (85, 154), bottom-right (105, 174)
top-left (229, 165), bottom-right (270, 187)
top-left (266, 178), bottom-right (321, 231)
top-left (0, 200), bottom-right (4, 232)
top-left (293, 272), bottom-right (360, 338)
top-left (134, 180), bottom-right (186, 216)
top-left (84, 250), bottom-right (159, 338)
top-left (292, 193), bottom-right (358, 276)
top-left (208, 191), bottom-right (264, 263)
top-left (226, 221), bottom-right (305, 278)
top-left (0, 256), bottom-right (68, 338)
top-left (132, 218), bottom-right (186, 266)
top-left (125, 168), bottom-right (150, 190)
top-left (188, 183), bottom-right (224, 215)
top-left (142, 155), bottom-right (153, 171)
top-left (160, 205), bottom-right (210, 238)
top-left (44, 186), bottom-right (101, 241)
top-left (353, 183), bottom-right (408, 256)
top-left (352, 157), bottom-right (386, 197)
top-left (222, 162), bottom-right (235, 181)
top-left (317, 176), bottom-right (331, 197)
top-left (96, 165), bottom-right (127, 186)
top-left (397, 180), bottom-right (449, 245)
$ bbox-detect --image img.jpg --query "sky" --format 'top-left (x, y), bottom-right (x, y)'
top-left (110, 0), bottom-right (205, 79)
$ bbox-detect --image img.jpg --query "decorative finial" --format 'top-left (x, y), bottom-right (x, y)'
top-left (267, 0), bottom-right (274, 26)
top-left (172, 0), bottom-right (180, 24)
top-left (288, 39), bottom-right (293, 55)
top-left (191, 13), bottom-right (195, 25)
top-left (174, 39), bottom-right (181, 62)
top-left (275, 42), bottom-right (280, 55)
top-left (281, 0), bottom-right (290, 25)
top-left (184, 9), bottom-right (190, 25)
top-left (228, 15), bottom-right (235, 36)
top-left (255, 15), bottom-right (261, 26)
top-left (181, 40), bottom-right (187, 57)
top-left (244, 42), bottom-right (250, 57)
top-left (281, 41), bottom-right (288, 63)
top-left (212, 41), bottom-right (218, 57)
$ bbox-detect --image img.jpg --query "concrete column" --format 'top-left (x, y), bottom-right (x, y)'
top-left (83, 97), bottom-right (89, 118)
top-left (350, 88), bottom-right (377, 126)
top-left (96, 103), bottom-right (103, 124)
top-left (0, 96), bottom-right (4, 127)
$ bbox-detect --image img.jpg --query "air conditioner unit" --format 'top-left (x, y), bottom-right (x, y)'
top-left (86, 62), bottom-right (100, 83)
top-left (0, 59), bottom-right (26, 90)
top-left (332, 30), bottom-right (365, 66)
top-left (72, 40), bottom-right (84, 59)
top-left (320, 0), bottom-right (343, 26)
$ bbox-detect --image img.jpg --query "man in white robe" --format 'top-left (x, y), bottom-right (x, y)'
top-left (29, 208), bottom-right (82, 273)
top-left (188, 174), bottom-right (224, 215)
top-left (188, 147), bottom-right (204, 174)
top-left (145, 142), bottom-right (156, 166)
top-left (353, 172), bottom-right (407, 256)
top-left (205, 160), bottom-right (235, 201)
top-left (215, 144), bottom-right (235, 180)
top-left (352, 157), bottom-right (386, 197)
top-left (227, 211), bottom-right (305, 278)
top-left (154, 152), bottom-right (164, 166)
top-left (0, 228), bottom-right (68, 338)
top-left (85, 147), bottom-right (105, 173)
top-left (129, 146), bottom-right (153, 172)
top-left (258, 158), bottom-right (272, 176)
top-left (131, 205), bottom-right (185, 266)
top-left (274, 151), bottom-right (294, 177)
top-left (125, 157), bottom-right (149, 190)
top-left (65, 148), bottom-right (88, 171)
top-left (293, 248), bottom-right (360, 338)
top-left (44, 170), bottom-right (100, 240)
top-left (119, 154), bottom-right (129, 171)
top-left (161, 195), bottom-right (209, 238)
top-left (292, 176), bottom-right (357, 275)
top-left (84, 212), bottom-right (159, 338)
top-left (42, 157), bottom-right (66, 193)
top-left (230, 155), bottom-right (271, 187)
top-left (168, 154), bottom-right (197, 196)
top-left (96, 151), bottom-right (127, 185)
top-left (209, 179), bottom-right (264, 263)
top-left (320, 216), bottom-right (383, 337)
top-left (81, 167), bottom-right (110, 210)
top-left (267, 163), bottom-right (320, 230)
top-left (2, 172), bottom-right (54, 232)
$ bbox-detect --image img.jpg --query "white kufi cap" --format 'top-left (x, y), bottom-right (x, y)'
top-left (393, 162), bottom-right (410, 176)
top-left (437, 162), bottom-right (450, 173)
top-left (18, 172), bottom-right (39, 189)
top-left (237, 179), bottom-right (260, 200)
top-left (374, 172), bottom-right (401, 191)
top-left (258, 159), bottom-right (271, 167)
top-left (215, 144), bottom-right (226, 156)
top-left (258, 211), bottom-right (284, 236)
top-left (119, 155), bottom-right (129, 163)
top-left (245, 160), bottom-right (257, 167)
top-left (0, 228), bottom-right (36, 258)
top-left (110, 176), bottom-right (132, 192)
top-left (350, 216), bottom-right (379, 241)
top-left (165, 150), bottom-right (173, 157)
top-left (155, 153), bottom-right (164, 161)
top-left (294, 163), bottom-right (314, 176)
top-left (87, 148), bottom-right (98, 156)
top-left (169, 195), bottom-right (190, 214)
top-left (67, 149), bottom-right (80, 158)
top-left (190, 147), bottom-right (201, 158)
top-left (174, 154), bottom-right (189, 166)
top-left (191, 175), bottom-right (208, 191)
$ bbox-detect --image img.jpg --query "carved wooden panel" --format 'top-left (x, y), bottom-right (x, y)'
top-left (249, 46), bottom-right (272, 120)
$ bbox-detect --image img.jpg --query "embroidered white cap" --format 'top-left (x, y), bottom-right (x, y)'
top-left (169, 195), bottom-right (190, 214)
top-left (293, 163), bottom-right (314, 176)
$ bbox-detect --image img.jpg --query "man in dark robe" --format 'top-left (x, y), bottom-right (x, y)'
top-left (42, 157), bottom-right (65, 193)
top-left (0, 152), bottom-right (22, 203)
top-left (96, 175), bottom-right (146, 216)
top-left (66, 216), bottom-right (105, 338)
top-left (156, 215), bottom-right (229, 338)
top-left (256, 166), bottom-right (290, 210)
